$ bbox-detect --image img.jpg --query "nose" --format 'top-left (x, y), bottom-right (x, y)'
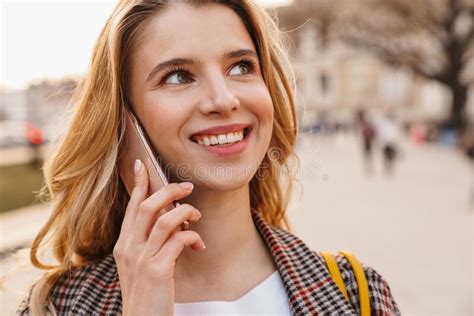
top-left (199, 73), bottom-right (240, 115)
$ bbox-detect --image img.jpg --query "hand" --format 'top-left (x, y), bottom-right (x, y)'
top-left (113, 159), bottom-right (205, 316)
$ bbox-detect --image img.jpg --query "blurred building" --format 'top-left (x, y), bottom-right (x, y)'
top-left (0, 79), bottom-right (76, 145)
top-left (274, 0), bottom-right (474, 130)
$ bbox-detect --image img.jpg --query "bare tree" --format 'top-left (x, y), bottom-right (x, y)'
top-left (277, 0), bottom-right (474, 131)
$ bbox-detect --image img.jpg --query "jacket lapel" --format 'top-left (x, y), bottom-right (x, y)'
top-left (251, 209), bottom-right (355, 315)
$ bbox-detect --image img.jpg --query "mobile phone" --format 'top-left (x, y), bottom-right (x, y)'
top-left (118, 109), bottom-right (177, 214)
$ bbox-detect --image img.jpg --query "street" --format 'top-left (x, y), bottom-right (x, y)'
top-left (289, 133), bottom-right (473, 315)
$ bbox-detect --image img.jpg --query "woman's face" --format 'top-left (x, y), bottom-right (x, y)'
top-left (128, 3), bottom-right (273, 191)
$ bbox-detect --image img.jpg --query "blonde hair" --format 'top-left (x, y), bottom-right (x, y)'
top-left (27, 0), bottom-right (299, 314)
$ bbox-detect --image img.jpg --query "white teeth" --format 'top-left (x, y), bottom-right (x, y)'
top-left (194, 129), bottom-right (246, 146)
top-left (210, 135), bottom-right (219, 145)
top-left (218, 134), bottom-right (227, 144)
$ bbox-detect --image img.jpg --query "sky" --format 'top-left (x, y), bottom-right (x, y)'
top-left (0, 0), bottom-right (292, 90)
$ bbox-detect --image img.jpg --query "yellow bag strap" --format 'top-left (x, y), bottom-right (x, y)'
top-left (339, 251), bottom-right (371, 316)
top-left (320, 251), bottom-right (371, 316)
top-left (320, 252), bottom-right (349, 300)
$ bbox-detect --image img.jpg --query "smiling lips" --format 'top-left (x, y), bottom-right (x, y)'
top-left (190, 123), bottom-right (251, 147)
top-left (194, 130), bottom-right (244, 146)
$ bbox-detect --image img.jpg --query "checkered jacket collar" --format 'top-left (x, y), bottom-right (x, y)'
top-left (49, 209), bottom-right (355, 315)
top-left (251, 209), bottom-right (355, 315)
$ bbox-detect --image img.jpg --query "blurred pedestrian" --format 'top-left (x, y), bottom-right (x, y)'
top-left (26, 122), bottom-right (44, 168)
top-left (461, 123), bottom-right (474, 161)
top-left (356, 110), bottom-right (376, 175)
top-left (461, 123), bottom-right (474, 208)
top-left (376, 112), bottom-right (400, 175)
top-left (410, 122), bottom-right (428, 144)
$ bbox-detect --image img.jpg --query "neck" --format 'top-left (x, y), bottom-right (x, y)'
top-left (174, 184), bottom-right (272, 281)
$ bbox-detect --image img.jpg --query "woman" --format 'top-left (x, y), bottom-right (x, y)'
top-left (17, 0), bottom-right (399, 315)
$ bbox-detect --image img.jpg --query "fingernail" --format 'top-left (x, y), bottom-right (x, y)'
top-left (134, 159), bottom-right (142, 175)
top-left (179, 182), bottom-right (193, 190)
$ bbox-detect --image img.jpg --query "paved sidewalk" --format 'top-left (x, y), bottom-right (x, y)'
top-left (0, 144), bottom-right (49, 167)
top-left (0, 204), bottom-right (51, 253)
top-left (0, 204), bottom-right (51, 315)
top-left (288, 133), bottom-right (473, 316)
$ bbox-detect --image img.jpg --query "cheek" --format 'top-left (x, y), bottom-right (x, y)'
top-left (140, 98), bottom-right (184, 159)
top-left (252, 86), bottom-right (274, 135)
top-left (244, 84), bottom-right (274, 158)
top-left (240, 82), bottom-right (274, 124)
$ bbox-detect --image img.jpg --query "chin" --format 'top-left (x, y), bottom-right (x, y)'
top-left (189, 165), bottom-right (255, 191)
top-left (204, 178), bottom-right (250, 192)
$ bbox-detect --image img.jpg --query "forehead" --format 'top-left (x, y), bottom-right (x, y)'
top-left (134, 3), bottom-right (256, 66)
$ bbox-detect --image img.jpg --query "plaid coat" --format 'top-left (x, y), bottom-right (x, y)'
top-left (17, 209), bottom-right (400, 315)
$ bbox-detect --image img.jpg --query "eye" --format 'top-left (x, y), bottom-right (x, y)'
top-left (164, 71), bottom-right (193, 85)
top-left (229, 59), bottom-right (256, 76)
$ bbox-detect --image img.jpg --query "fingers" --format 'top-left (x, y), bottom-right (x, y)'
top-left (154, 230), bottom-right (206, 265)
top-left (113, 159), bottom-right (205, 315)
top-left (119, 159), bottom-right (149, 238)
top-left (132, 182), bottom-right (195, 243)
top-left (143, 203), bottom-right (202, 255)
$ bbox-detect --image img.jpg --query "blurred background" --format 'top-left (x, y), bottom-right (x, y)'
top-left (1, 0), bottom-right (473, 315)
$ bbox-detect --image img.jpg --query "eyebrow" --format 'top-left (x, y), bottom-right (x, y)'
top-left (145, 48), bottom-right (259, 83)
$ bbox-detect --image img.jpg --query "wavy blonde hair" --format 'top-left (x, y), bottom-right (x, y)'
top-left (26, 0), bottom-right (299, 314)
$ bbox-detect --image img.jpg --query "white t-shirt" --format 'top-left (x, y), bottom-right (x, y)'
top-left (174, 271), bottom-right (292, 315)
